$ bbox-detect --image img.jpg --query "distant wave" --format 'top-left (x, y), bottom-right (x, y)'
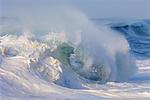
top-left (110, 20), bottom-right (150, 58)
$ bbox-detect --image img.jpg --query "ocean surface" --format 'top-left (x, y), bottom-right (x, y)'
top-left (0, 17), bottom-right (150, 99)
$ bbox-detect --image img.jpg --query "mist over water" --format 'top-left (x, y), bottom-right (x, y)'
top-left (1, 1), bottom-right (146, 99)
top-left (1, 2), bottom-right (138, 82)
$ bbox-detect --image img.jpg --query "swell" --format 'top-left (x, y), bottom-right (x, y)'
top-left (110, 20), bottom-right (150, 58)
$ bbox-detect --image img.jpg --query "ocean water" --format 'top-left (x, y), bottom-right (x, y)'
top-left (0, 3), bottom-right (150, 98)
top-left (93, 19), bottom-right (150, 58)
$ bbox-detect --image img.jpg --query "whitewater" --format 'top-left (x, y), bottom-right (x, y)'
top-left (0, 5), bottom-right (150, 100)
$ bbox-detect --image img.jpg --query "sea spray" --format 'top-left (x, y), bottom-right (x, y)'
top-left (1, 2), bottom-right (137, 85)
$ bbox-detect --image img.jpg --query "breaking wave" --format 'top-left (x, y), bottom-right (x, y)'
top-left (0, 5), bottom-right (137, 98)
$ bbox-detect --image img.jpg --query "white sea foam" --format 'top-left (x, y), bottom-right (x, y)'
top-left (0, 3), bottom-right (142, 99)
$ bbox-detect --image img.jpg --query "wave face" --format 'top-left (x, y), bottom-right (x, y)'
top-left (0, 5), bottom-right (138, 99)
top-left (110, 20), bottom-right (150, 58)
top-left (0, 22), bottom-right (137, 97)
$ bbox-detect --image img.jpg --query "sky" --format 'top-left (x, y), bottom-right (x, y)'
top-left (1, 0), bottom-right (150, 19)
